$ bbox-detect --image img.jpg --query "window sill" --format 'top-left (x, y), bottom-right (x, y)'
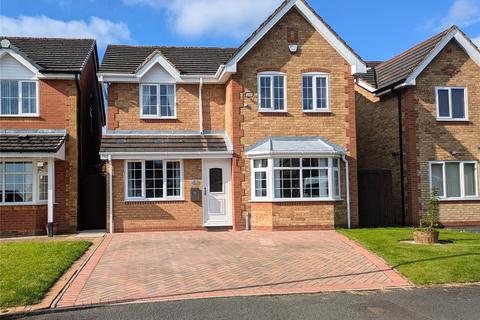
top-left (0, 202), bottom-right (48, 206)
top-left (436, 118), bottom-right (469, 122)
top-left (124, 198), bottom-right (185, 203)
top-left (140, 116), bottom-right (177, 120)
top-left (439, 197), bottom-right (480, 202)
top-left (249, 198), bottom-right (342, 203)
top-left (0, 115), bottom-right (40, 118)
top-left (258, 109), bottom-right (288, 113)
top-left (303, 110), bottom-right (331, 114)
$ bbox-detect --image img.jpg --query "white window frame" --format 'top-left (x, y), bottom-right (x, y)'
top-left (257, 72), bottom-right (287, 112)
top-left (139, 83), bottom-right (176, 119)
top-left (250, 157), bottom-right (341, 202)
top-left (429, 161), bottom-right (479, 200)
top-left (302, 72), bottom-right (330, 112)
top-left (124, 160), bottom-right (183, 201)
top-left (435, 87), bottom-right (468, 121)
top-left (0, 80), bottom-right (39, 117)
top-left (0, 160), bottom-right (48, 205)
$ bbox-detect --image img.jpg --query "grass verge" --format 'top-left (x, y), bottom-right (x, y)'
top-left (0, 240), bottom-right (91, 308)
top-left (338, 228), bottom-right (480, 285)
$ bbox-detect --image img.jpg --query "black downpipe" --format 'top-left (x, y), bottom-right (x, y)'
top-left (394, 89), bottom-right (407, 226)
top-left (75, 73), bottom-right (82, 231)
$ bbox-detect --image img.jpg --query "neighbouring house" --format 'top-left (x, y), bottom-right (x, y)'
top-left (0, 37), bottom-right (105, 237)
top-left (356, 26), bottom-right (480, 227)
top-left (98, 0), bottom-right (366, 233)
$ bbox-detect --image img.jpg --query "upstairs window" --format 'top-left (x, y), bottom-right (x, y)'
top-left (258, 72), bottom-right (286, 112)
top-left (302, 73), bottom-right (329, 112)
top-left (0, 80), bottom-right (38, 116)
top-left (140, 84), bottom-right (175, 118)
top-left (435, 87), bottom-right (467, 121)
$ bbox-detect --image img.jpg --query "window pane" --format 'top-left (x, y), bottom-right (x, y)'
top-left (127, 162), bottom-right (142, 197)
top-left (464, 163), bottom-right (476, 197)
top-left (209, 168), bottom-right (223, 193)
top-left (259, 76), bottom-right (271, 109)
top-left (146, 160), bottom-right (163, 198)
top-left (166, 161), bottom-right (181, 196)
top-left (451, 88), bottom-right (465, 119)
top-left (254, 159), bottom-right (267, 168)
top-left (0, 163), bottom-right (3, 202)
top-left (255, 171), bottom-right (267, 197)
top-left (142, 85), bottom-right (157, 115)
top-left (274, 169), bottom-right (300, 198)
top-left (273, 76), bottom-right (284, 110)
top-left (302, 76), bottom-right (313, 110)
top-left (4, 162), bottom-right (32, 203)
top-left (437, 89), bottom-right (450, 117)
top-left (160, 85), bottom-right (175, 117)
top-left (446, 163), bottom-right (461, 198)
top-left (316, 76), bottom-right (327, 109)
top-left (333, 167), bottom-right (340, 198)
top-left (22, 82), bottom-right (37, 114)
top-left (303, 169), bottom-right (319, 198)
top-left (1, 80), bottom-right (19, 115)
top-left (431, 164), bottom-right (444, 197)
top-left (39, 175), bottom-right (48, 201)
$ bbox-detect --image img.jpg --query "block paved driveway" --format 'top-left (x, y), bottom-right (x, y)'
top-left (57, 231), bottom-right (409, 307)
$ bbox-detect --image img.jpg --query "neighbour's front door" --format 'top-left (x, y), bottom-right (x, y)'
top-left (202, 159), bottom-right (232, 227)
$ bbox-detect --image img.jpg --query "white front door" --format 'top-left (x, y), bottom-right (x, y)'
top-left (202, 159), bottom-right (232, 227)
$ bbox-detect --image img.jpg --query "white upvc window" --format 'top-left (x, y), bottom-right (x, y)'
top-left (125, 160), bottom-right (183, 201)
top-left (429, 161), bottom-right (478, 200)
top-left (0, 80), bottom-right (39, 116)
top-left (302, 73), bottom-right (329, 112)
top-left (0, 160), bottom-right (49, 205)
top-left (257, 72), bottom-right (286, 112)
top-left (435, 87), bottom-right (468, 121)
top-left (140, 83), bottom-right (176, 118)
top-left (250, 157), bottom-right (341, 201)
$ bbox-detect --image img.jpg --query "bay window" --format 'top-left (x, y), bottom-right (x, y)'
top-left (429, 161), bottom-right (478, 199)
top-left (0, 80), bottom-right (38, 116)
top-left (302, 73), bottom-right (329, 112)
top-left (140, 83), bottom-right (175, 118)
top-left (125, 160), bottom-right (183, 200)
top-left (0, 160), bottom-right (48, 204)
top-left (258, 72), bottom-right (286, 112)
top-left (435, 87), bottom-right (467, 120)
top-left (251, 157), bottom-right (341, 201)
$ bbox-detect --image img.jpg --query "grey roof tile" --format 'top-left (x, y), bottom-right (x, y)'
top-left (0, 36), bottom-right (96, 72)
top-left (0, 133), bottom-right (66, 152)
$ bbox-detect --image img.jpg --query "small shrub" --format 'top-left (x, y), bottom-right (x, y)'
top-left (419, 188), bottom-right (440, 230)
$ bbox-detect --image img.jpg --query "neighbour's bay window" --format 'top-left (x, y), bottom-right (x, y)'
top-left (435, 87), bottom-right (467, 120)
top-left (251, 157), bottom-right (341, 201)
top-left (430, 161), bottom-right (478, 199)
top-left (0, 160), bottom-right (49, 204)
top-left (257, 72), bottom-right (286, 112)
top-left (125, 160), bottom-right (183, 201)
top-left (140, 83), bottom-right (176, 118)
top-left (0, 80), bottom-right (38, 116)
top-left (302, 73), bottom-right (329, 112)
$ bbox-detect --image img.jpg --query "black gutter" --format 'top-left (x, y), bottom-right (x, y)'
top-left (74, 72), bottom-right (82, 232)
top-left (392, 88), bottom-right (407, 227)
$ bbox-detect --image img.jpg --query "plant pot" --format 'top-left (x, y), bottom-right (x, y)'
top-left (413, 229), bottom-right (439, 244)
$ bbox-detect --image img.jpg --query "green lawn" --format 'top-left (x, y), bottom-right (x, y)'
top-left (0, 240), bottom-right (91, 308)
top-left (338, 228), bottom-right (480, 285)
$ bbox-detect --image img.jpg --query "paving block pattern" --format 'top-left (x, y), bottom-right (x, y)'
top-left (58, 231), bottom-right (409, 307)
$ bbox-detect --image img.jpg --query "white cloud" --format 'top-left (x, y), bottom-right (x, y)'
top-left (124, 0), bottom-right (282, 38)
top-left (0, 15), bottom-right (132, 49)
top-left (439, 0), bottom-right (480, 29)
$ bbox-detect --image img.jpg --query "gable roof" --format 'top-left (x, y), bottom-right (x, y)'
top-left (0, 36), bottom-right (96, 72)
top-left (225, 0), bottom-right (366, 74)
top-left (99, 45), bottom-right (236, 75)
top-left (357, 26), bottom-right (480, 93)
top-left (245, 136), bottom-right (346, 157)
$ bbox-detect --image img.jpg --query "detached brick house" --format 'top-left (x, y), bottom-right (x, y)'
top-left (98, 0), bottom-right (366, 232)
top-left (356, 26), bottom-right (480, 227)
top-left (0, 37), bottom-right (105, 236)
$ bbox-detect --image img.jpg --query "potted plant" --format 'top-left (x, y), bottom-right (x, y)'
top-left (413, 188), bottom-right (440, 244)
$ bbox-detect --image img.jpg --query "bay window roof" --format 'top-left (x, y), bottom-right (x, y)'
top-left (245, 136), bottom-right (346, 158)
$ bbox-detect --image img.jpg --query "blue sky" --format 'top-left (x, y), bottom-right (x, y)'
top-left (1, 0), bottom-right (480, 62)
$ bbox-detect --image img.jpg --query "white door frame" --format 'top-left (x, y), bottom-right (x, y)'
top-left (202, 158), bottom-right (232, 227)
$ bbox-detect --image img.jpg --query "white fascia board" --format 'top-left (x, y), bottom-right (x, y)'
top-left (100, 151), bottom-right (233, 160)
top-left (0, 144), bottom-right (65, 160)
top-left (0, 49), bottom-right (40, 76)
top-left (225, 0), bottom-right (297, 73)
top-left (405, 30), bottom-right (480, 85)
top-left (355, 79), bottom-right (377, 93)
top-left (37, 73), bottom-right (77, 80)
top-left (136, 52), bottom-right (181, 80)
top-left (98, 73), bottom-right (228, 84)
